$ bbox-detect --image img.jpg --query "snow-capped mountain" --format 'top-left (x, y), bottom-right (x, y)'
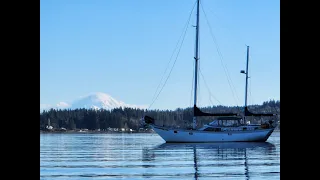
top-left (40, 92), bottom-right (147, 111)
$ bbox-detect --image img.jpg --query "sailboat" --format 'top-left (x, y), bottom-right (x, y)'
top-left (143, 0), bottom-right (277, 143)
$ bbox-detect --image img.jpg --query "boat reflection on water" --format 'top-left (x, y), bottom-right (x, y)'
top-left (143, 142), bottom-right (276, 180)
top-left (154, 142), bottom-right (275, 150)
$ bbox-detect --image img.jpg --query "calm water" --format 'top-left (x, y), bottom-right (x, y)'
top-left (40, 131), bottom-right (280, 180)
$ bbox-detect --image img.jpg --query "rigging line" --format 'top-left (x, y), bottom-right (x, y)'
top-left (148, 3), bottom-right (195, 110)
top-left (199, 68), bottom-right (223, 105)
top-left (200, 2), bottom-right (241, 106)
top-left (205, 5), bottom-right (246, 48)
top-left (201, 3), bottom-right (240, 106)
top-left (149, 1), bottom-right (197, 106)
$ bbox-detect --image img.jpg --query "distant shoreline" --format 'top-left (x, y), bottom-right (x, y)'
top-left (40, 129), bottom-right (279, 134)
top-left (40, 129), bottom-right (154, 134)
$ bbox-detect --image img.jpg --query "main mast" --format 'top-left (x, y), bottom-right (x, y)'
top-left (193, 0), bottom-right (200, 130)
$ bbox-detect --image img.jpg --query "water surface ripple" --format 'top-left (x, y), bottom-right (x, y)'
top-left (40, 132), bottom-right (280, 180)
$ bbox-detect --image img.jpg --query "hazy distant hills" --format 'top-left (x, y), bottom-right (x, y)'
top-left (40, 92), bottom-right (147, 111)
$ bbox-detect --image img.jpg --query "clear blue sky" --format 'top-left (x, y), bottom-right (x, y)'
top-left (40, 0), bottom-right (279, 110)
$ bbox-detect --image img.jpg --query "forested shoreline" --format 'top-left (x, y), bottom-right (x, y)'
top-left (40, 100), bottom-right (280, 132)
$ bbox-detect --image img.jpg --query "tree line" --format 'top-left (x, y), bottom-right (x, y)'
top-left (40, 100), bottom-right (280, 131)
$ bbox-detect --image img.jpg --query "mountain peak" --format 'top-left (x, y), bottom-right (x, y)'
top-left (40, 92), bottom-right (147, 111)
